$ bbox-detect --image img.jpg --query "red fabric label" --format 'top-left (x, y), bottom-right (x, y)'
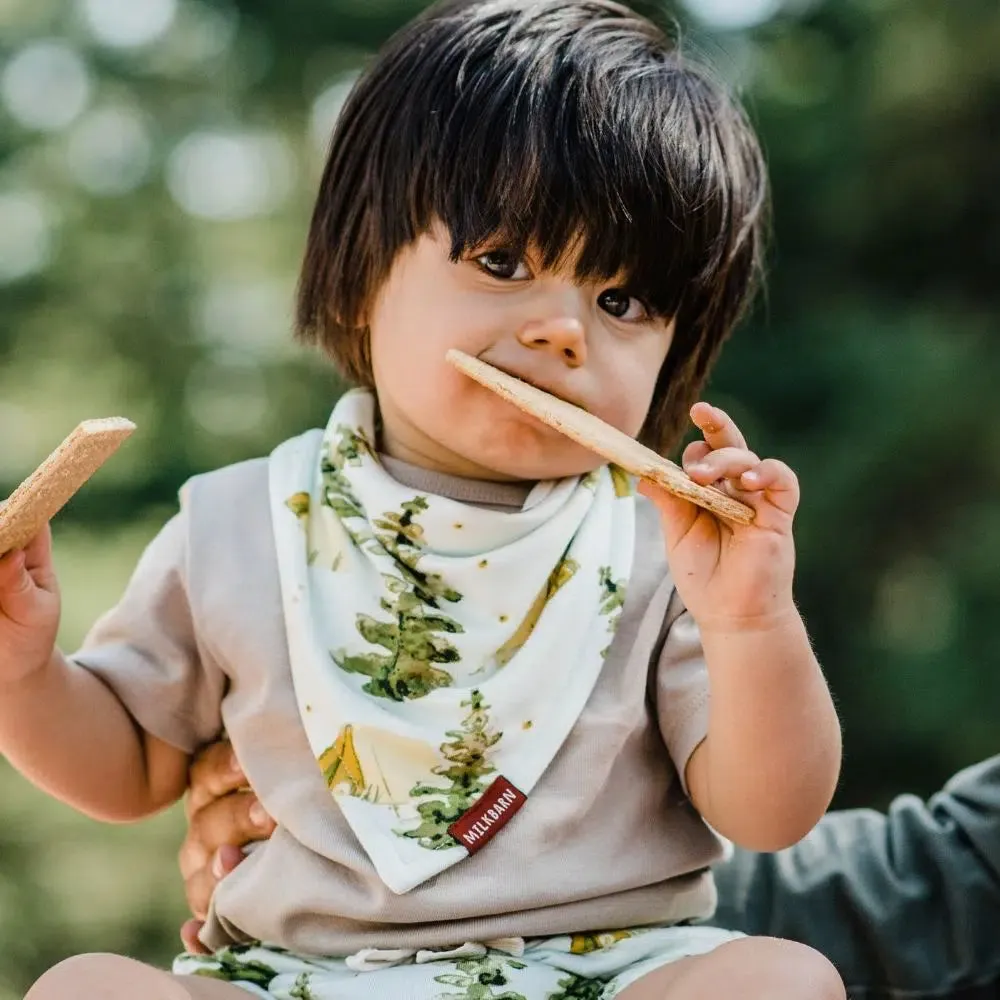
top-left (448, 776), bottom-right (527, 854)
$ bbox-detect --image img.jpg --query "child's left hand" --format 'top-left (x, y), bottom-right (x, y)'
top-left (639, 402), bottom-right (799, 632)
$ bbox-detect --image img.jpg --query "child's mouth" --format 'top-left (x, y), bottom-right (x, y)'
top-left (476, 360), bottom-right (589, 413)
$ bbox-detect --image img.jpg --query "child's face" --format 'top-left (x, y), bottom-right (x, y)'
top-left (367, 223), bottom-right (675, 482)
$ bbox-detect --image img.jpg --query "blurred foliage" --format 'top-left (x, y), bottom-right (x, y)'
top-left (1, 0), bottom-right (1000, 994)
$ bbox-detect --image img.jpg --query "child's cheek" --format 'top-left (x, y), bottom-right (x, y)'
top-left (595, 375), bottom-right (657, 440)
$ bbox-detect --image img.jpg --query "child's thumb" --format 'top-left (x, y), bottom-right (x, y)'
top-left (637, 477), bottom-right (693, 517)
top-left (0, 549), bottom-right (35, 603)
top-left (22, 525), bottom-right (57, 594)
top-left (637, 478), bottom-right (698, 547)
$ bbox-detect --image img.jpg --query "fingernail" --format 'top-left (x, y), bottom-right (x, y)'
top-left (249, 799), bottom-right (269, 828)
top-left (211, 849), bottom-right (226, 880)
top-left (229, 750), bottom-right (243, 778)
top-left (742, 470), bottom-right (760, 485)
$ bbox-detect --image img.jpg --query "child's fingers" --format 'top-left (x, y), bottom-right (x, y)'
top-left (22, 526), bottom-right (57, 594)
top-left (739, 458), bottom-right (800, 513)
top-left (0, 549), bottom-right (38, 617)
top-left (637, 478), bottom-right (701, 550)
top-left (685, 447), bottom-right (760, 487)
top-left (681, 440), bottom-right (712, 468)
top-left (690, 402), bottom-right (748, 452)
top-left (22, 524), bottom-right (51, 569)
top-left (0, 549), bottom-right (28, 592)
top-left (0, 527), bottom-right (56, 599)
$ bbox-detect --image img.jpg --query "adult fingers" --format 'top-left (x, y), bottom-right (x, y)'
top-left (185, 740), bottom-right (246, 819)
top-left (179, 790), bottom-right (273, 882)
top-left (180, 919), bottom-right (210, 955)
top-left (183, 844), bottom-right (247, 923)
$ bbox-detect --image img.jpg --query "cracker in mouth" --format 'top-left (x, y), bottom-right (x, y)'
top-left (446, 349), bottom-right (754, 526)
top-left (474, 362), bottom-right (587, 412)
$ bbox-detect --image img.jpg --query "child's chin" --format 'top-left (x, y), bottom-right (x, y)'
top-left (477, 446), bottom-right (603, 484)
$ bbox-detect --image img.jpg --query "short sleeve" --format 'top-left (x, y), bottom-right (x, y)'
top-left (655, 590), bottom-right (710, 795)
top-left (68, 500), bottom-right (225, 755)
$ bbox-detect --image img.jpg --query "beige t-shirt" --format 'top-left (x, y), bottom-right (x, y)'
top-left (70, 455), bottom-right (722, 956)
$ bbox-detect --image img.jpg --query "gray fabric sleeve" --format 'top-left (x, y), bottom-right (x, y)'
top-left (68, 499), bottom-right (226, 755)
top-left (709, 755), bottom-right (1000, 1000)
top-left (655, 593), bottom-right (709, 794)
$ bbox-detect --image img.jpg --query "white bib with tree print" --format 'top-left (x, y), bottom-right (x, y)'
top-left (268, 389), bottom-right (635, 894)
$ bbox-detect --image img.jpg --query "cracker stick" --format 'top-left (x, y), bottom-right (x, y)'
top-left (446, 350), bottom-right (755, 526)
top-left (0, 418), bottom-right (136, 555)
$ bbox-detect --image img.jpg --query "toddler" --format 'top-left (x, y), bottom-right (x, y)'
top-left (0, 1), bottom-right (844, 998)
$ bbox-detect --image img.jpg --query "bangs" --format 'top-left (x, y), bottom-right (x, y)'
top-left (392, 1), bottom-right (766, 318)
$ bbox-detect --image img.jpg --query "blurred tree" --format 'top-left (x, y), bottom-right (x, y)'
top-left (1, 0), bottom-right (999, 994)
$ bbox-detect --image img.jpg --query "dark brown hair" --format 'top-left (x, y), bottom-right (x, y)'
top-left (297, 0), bottom-right (768, 454)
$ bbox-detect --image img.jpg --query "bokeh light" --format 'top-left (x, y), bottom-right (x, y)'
top-left (875, 557), bottom-right (958, 657)
top-left (1, 41), bottom-right (91, 132)
top-left (184, 350), bottom-right (271, 435)
top-left (683, 0), bottom-right (782, 30)
top-left (79, 0), bottom-right (178, 49)
top-left (197, 276), bottom-right (295, 356)
top-left (65, 105), bottom-right (153, 196)
top-left (165, 130), bottom-right (296, 220)
top-left (309, 72), bottom-right (360, 152)
top-left (0, 191), bottom-right (56, 283)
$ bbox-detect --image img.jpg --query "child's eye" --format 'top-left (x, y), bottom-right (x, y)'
top-left (597, 288), bottom-right (649, 322)
top-left (476, 250), bottom-right (530, 281)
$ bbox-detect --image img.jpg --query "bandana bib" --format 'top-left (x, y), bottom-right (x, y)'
top-left (269, 389), bottom-right (635, 893)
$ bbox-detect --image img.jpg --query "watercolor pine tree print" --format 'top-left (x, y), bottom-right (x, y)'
top-left (401, 689), bottom-right (502, 850)
top-left (548, 974), bottom-right (606, 1000)
top-left (433, 954), bottom-right (528, 1000)
top-left (319, 425), bottom-right (373, 528)
top-left (334, 581), bottom-right (463, 700)
top-left (321, 424), bottom-right (466, 701)
top-left (598, 566), bottom-right (627, 656)
top-left (371, 497), bottom-right (461, 607)
top-left (189, 947), bottom-right (279, 988)
top-left (288, 972), bottom-right (318, 999)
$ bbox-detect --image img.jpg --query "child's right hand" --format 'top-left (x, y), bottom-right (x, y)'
top-left (0, 526), bottom-right (61, 683)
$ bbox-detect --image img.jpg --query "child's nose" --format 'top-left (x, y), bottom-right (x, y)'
top-left (516, 316), bottom-right (587, 368)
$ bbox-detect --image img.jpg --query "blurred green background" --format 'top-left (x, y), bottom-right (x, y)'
top-left (1, 0), bottom-right (999, 994)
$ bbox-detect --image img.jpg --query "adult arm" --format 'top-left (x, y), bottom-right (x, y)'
top-left (710, 756), bottom-right (1000, 1000)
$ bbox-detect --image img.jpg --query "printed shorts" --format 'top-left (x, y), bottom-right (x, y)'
top-left (172, 924), bottom-right (744, 999)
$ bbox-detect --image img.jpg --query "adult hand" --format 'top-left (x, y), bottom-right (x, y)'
top-left (178, 740), bottom-right (275, 954)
